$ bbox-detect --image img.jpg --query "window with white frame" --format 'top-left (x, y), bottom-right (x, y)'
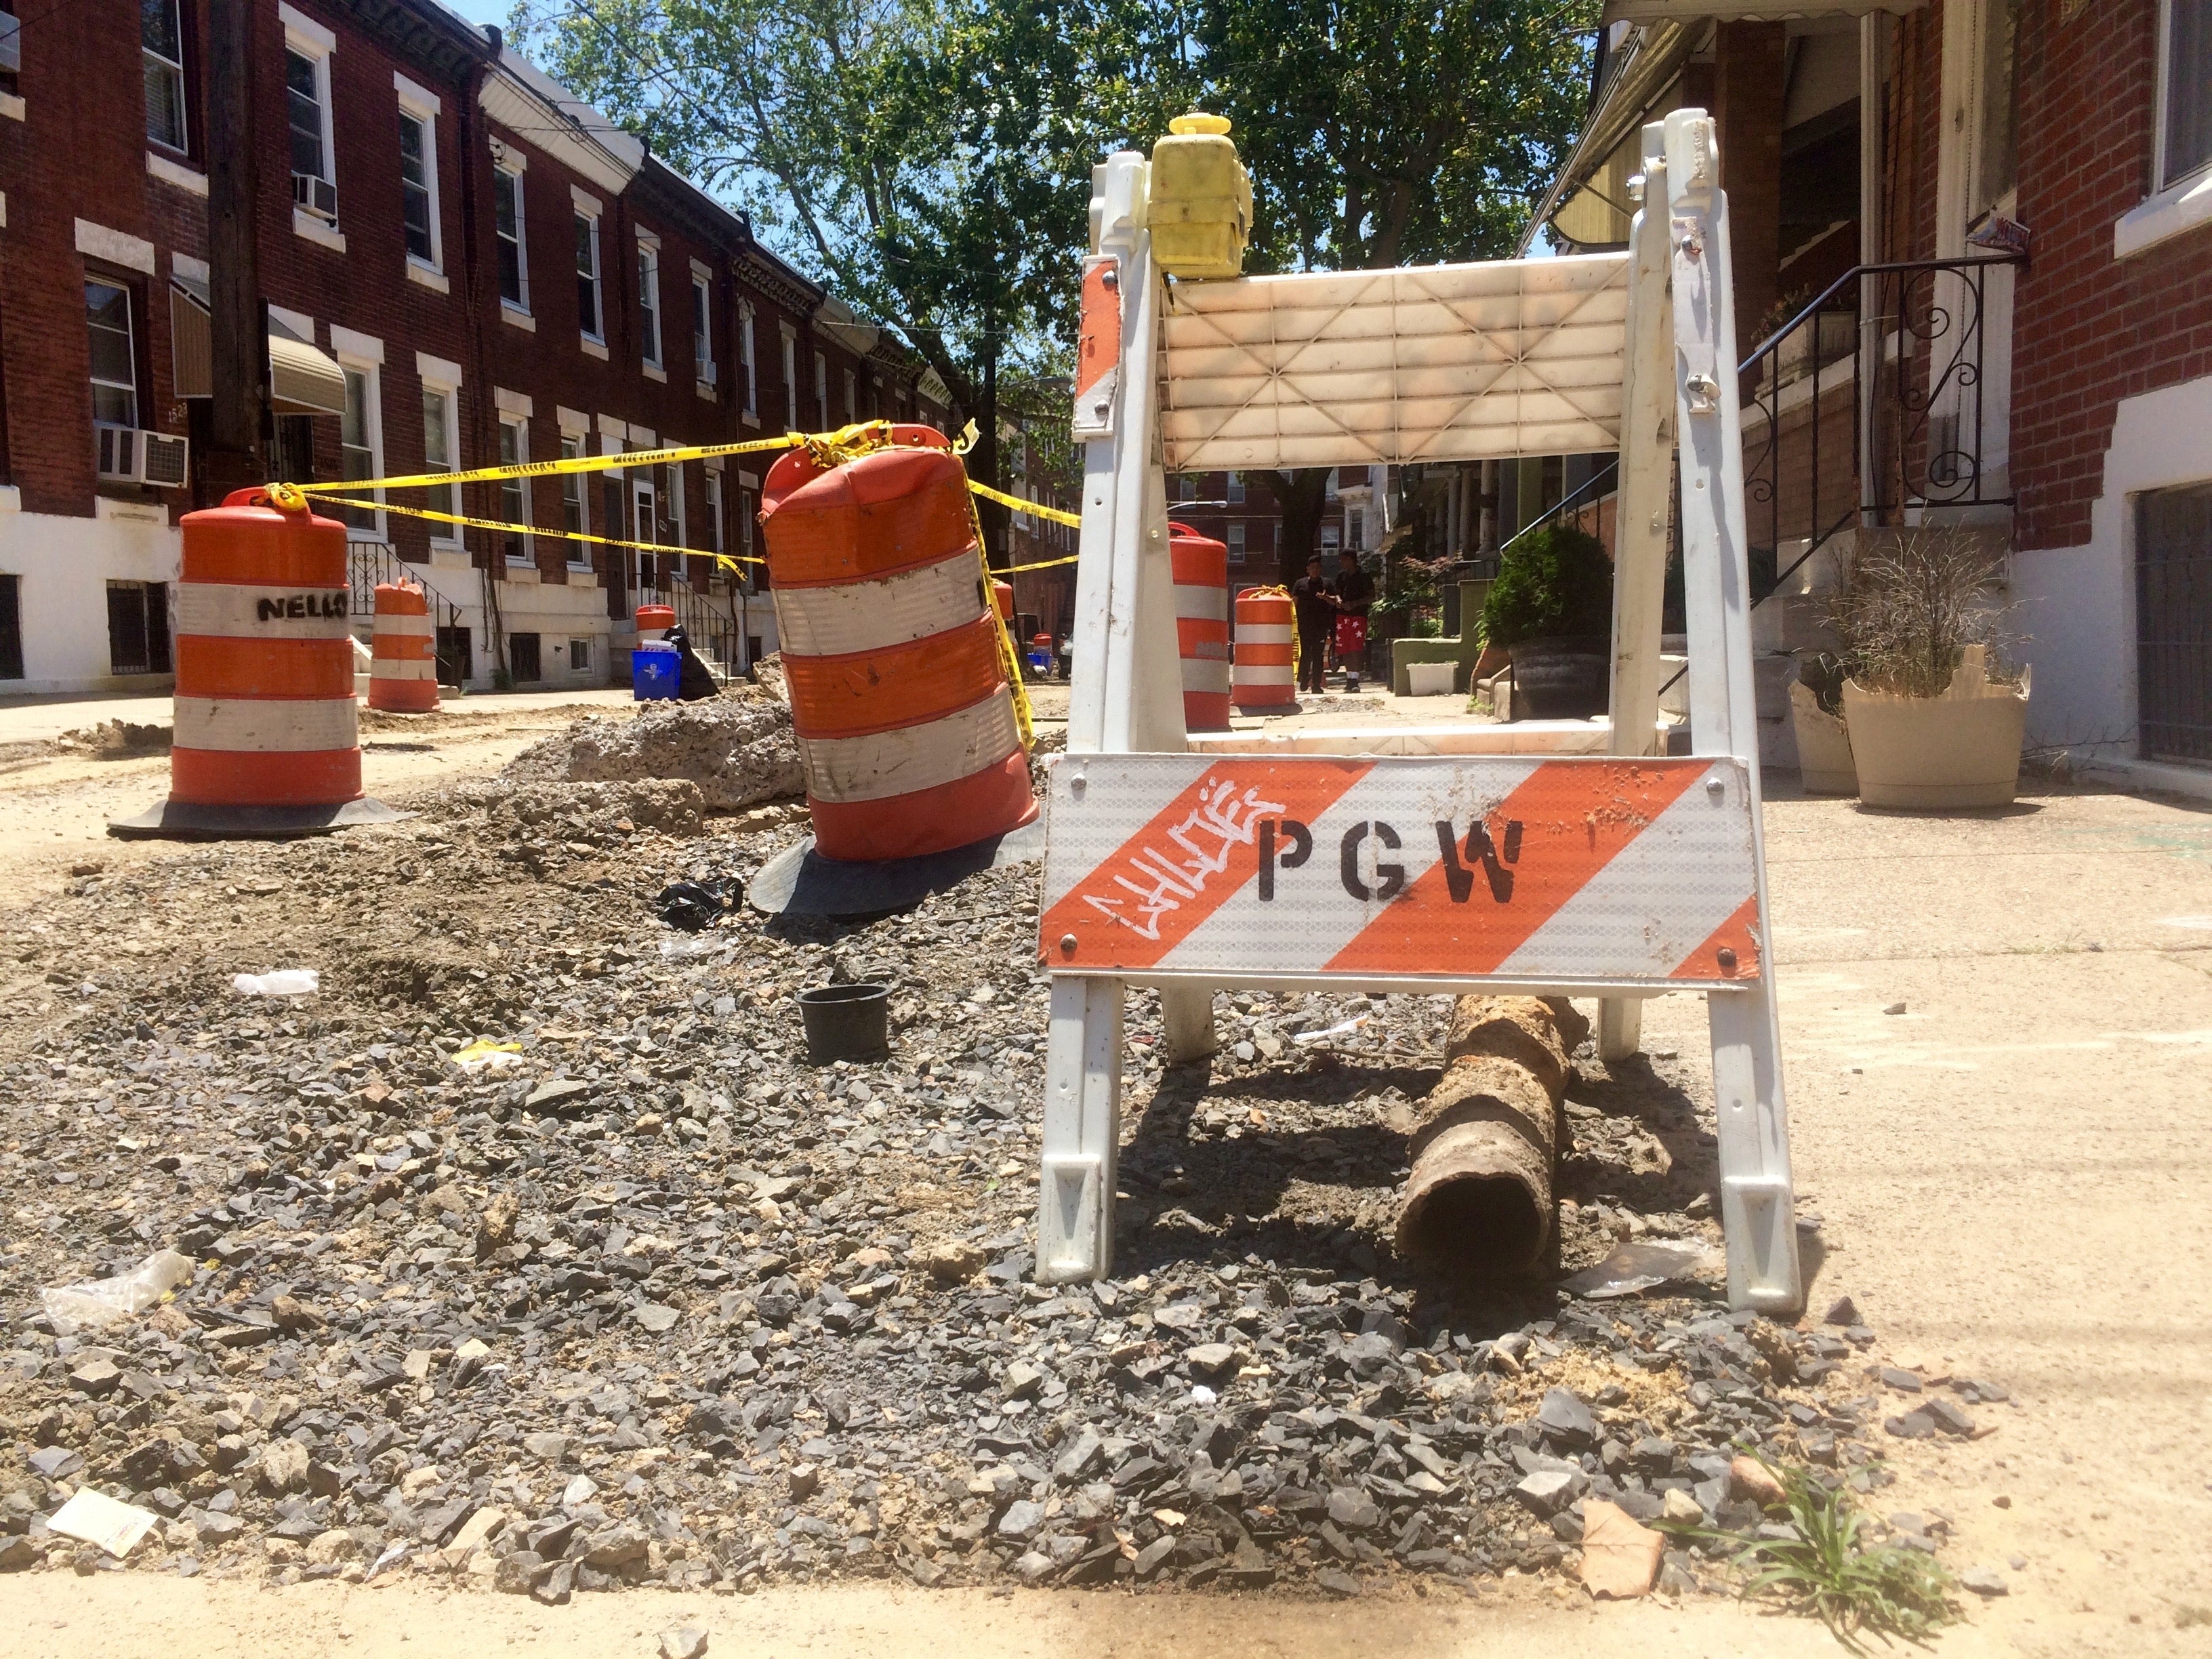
top-left (1227, 523), bottom-right (1247, 565)
top-left (337, 363), bottom-right (382, 535)
top-left (664, 463), bottom-right (687, 551)
top-left (739, 302), bottom-right (758, 416)
top-left (1227, 470), bottom-right (1244, 504)
top-left (493, 161), bottom-right (527, 310)
top-left (144, 0), bottom-right (188, 152)
top-left (419, 382), bottom-right (459, 540)
top-left (85, 279), bottom-right (140, 429)
top-left (282, 8), bottom-right (337, 227)
top-left (560, 433), bottom-right (590, 568)
top-left (575, 209), bottom-right (602, 341)
top-left (691, 271), bottom-right (713, 384)
top-left (395, 85), bottom-right (443, 273)
top-left (781, 326), bottom-right (798, 428)
top-left (741, 485), bottom-right (762, 591)
top-left (813, 350), bottom-right (828, 430)
top-left (636, 236), bottom-right (661, 369)
top-left (2163, 0), bottom-right (2212, 187)
top-left (569, 637), bottom-right (591, 673)
top-left (842, 366), bottom-right (857, 424)
top-left (499, 417), bottom-right (531, 562)
top-left (704, 469), bottom-right (724, 554)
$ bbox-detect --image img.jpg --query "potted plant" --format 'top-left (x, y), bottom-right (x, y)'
top-left (1827, 528), bottom-right (2029, 809)
top-left (1788, 652), bottom-right (1858, 795)
top-left (1479, 523), bottom-right (1612, 719)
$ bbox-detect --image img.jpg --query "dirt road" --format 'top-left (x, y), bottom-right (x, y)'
top-left (0, 685), bottom-right (2207, 1656)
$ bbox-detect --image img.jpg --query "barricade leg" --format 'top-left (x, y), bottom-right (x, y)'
top-left (1038, 975), bottom-right (1124, 1282)
top-left (1160, 984), bottom-right (1217, 1063)
top-left (1707, 984), bottom-right (1803, 1313)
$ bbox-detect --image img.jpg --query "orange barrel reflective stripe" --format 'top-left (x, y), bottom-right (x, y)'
top-left (368, 580), bottom-right (438, 713)
top-left (1168, 521), bottom-right (1231, 733)
top-left (169, 488), bottom-right (361, 806)
top-left (1232, 586), bottom-right (1299, 712)
top-left (636, 604), bottom-right (675, 640)
top-left (760, 424), bottom-right (1037, 863)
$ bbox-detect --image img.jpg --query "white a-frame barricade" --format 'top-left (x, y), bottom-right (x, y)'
top-left (1040, 110), bottom-right (1802, 1315)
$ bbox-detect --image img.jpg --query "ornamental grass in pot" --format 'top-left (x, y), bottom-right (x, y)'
top-left (1479, 524), bottom-right (1612, 720)
top-left (1828, 528), bottom-right (2029, 809)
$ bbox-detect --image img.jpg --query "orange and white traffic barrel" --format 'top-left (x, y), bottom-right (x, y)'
top-left (110, 486), bottom-right (399, 838)
top-left (636, 603), bottom-right (675, 640)
top-left (1170, 522), bottom-right (1231, 732)
top-left (368, 580), bottom-right (438, 712)
top-left (991, 579), bottom-right (1015, 623)
top-left (760, 424), bottom-right (1036, 863)
top-left (1232, 586), bottom-right (1299, 713)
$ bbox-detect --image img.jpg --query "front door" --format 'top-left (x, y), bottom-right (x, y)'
top-left (632, 474), bottom-right (662, 605)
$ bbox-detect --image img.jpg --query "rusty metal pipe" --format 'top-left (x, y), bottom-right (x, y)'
top-left (1396, 996), bottom-right (1589, 1275)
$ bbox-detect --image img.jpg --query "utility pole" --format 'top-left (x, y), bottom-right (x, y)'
top-left (205, 0), bottom-right (266, 504)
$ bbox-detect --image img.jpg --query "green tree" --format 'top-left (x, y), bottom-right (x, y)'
top-left (512, 0), bottom-right (1158, 556)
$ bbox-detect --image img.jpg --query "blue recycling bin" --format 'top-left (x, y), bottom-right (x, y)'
top-left (632, 640), bottom-right (680, 701)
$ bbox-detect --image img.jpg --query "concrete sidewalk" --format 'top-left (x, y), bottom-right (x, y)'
top-left (0, 686), bottom-right (638, 745)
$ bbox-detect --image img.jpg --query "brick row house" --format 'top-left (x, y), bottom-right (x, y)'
top-left (0, 0), bottom-right (947, 694)
top-left (1529, 0), bottom-right (2212, 787)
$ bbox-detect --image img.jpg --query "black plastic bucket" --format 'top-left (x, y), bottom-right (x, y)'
top-left (797, 983), bottom-right (890, 1063)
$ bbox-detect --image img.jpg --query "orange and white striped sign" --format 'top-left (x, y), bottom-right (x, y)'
top-left (1039, 754), bottom-right (1762, 986)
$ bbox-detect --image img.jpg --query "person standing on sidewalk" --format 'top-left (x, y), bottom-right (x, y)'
top-left (1329, 550), bottom-right (1376, 687)
top-left (1291, 554), bottom-right (1334, 694)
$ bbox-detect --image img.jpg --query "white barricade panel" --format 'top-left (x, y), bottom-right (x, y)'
top-left (1039, 754), bottom-right (1762, 988)
top-left (1158, 255), bottom-right (1630, 472)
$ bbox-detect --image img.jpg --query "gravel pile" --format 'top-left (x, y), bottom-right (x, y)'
top-left (501, 691), bottom-right (802, 813)
top-left (0, 762), bottom-right (1993, 1601)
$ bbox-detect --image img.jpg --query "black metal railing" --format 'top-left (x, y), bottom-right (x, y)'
top-left (668, 573), bottom-right (743, 682)
top-left (1737, 254), bottom-right (2024, 603)
top-left (346, 542), bottom-right (468, 682)
top-left (1495, 459), bottom-right (1622, 565)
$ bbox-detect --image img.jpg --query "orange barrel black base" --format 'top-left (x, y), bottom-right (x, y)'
top-left (1232, 586), bottom-right (1300, 712)
top-left (760, 426), bottom-right (1036, 864)
top-left (368, 579), bottom-right (438, 712)
top-left (110, 488), bottom-right (406, 840)
top-left (1170, 521), bottom-right (1231, 732)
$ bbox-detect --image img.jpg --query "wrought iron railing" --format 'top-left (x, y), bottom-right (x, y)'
top-left (668, 573), bottom-right (743, 682)
top-left (1494, 459), bottom-right (1621, 567)
top-left (345, 541), bottom-right (469, 681)
top-left (1737, 254), bottom-right (2024, 602)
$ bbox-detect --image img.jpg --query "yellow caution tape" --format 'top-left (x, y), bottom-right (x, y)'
top-left (299, 491), bottom-right (765, 569)
top-left (968, 479), bottom-right (1082, 528)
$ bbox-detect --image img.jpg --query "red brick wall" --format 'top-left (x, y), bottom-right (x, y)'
top-left (0, 0), bottom-right (937, 606)
top-left (1887, 0), bottom-right (2212, 552)
top-left (0, 1), bottom-right (210, 518)
top-left (2008, 0), bottom-right (2212, 549)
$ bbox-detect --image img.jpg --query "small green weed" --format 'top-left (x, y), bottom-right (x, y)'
top-left (1660, 1461), bottom-right (1961, 1653)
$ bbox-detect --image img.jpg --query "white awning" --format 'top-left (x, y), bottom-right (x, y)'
top-left (169, 276), bottom-right (347, 416)
top-left (1602, 0), bottom-right (1922, 21)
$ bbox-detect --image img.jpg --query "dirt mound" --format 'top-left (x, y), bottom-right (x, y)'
top-left (501, 690), bottom-right (802, 812)
top-left (425, 775), bottom-right (708, 837)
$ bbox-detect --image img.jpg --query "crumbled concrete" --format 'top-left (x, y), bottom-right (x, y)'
top-left (502, 693), bottom-right (803, 813)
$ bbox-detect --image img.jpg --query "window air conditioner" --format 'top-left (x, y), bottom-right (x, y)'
top-left (95, 424), bottom-right (190, 489)
top-left (291, 171), bottom-right (339, 225)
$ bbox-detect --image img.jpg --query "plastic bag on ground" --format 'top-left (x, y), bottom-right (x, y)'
top-left (449, 1040), bottom-right (523, 1073)
top-left (47, 1488), bottom-right (159, 1558)
top-left (1562, 1240), bottom-right (1718, 1299)
top-left (232, 968), bottom-right (319, 996)
top-left (41, 1248), bottom-right (195, 1335)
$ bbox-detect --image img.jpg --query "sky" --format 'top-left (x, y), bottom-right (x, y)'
top-left (438, 0), bottom-right (512, 25)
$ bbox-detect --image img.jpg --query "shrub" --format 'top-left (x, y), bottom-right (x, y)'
top-left (1478, 524), bottom-right (1612, 648)
top-left (1824, 527), bottom-right (2021, 698)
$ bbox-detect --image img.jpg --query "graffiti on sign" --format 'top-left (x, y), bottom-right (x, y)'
top-left (1041, 754), bottom-right (1766, 986)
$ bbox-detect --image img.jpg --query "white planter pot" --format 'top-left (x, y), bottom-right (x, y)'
top-left (1841, 649), bottom-right (2029, 809)
top-left (1788, 681), bottom-right (1856, 794)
